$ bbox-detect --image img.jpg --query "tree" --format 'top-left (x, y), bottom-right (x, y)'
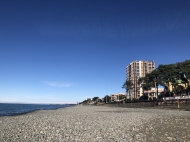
top-left (153, 60), bottom-right (190, 97)
top-left (138, 75), bottom-right (154, 100)
top-left (122, 80), bottom-right (133, 99)
top-left (92, 97), bottom-right (99, 102)
top-left (119, 94), bottom-right (126, 100)
top-left (176, 60), bottom-right (190, 96)
top-left (103, 95), bottom-right (111, 103)
top-left (82, 100), bottom-right (88, 104)
top-left (98, 99), bottom-right (102, 102)
top-left (138, 76), bottom-right (151, 96)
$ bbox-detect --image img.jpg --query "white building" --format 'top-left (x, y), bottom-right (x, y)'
top-left (144, 87), bottom-right (164, 99)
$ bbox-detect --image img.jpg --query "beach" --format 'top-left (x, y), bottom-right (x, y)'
top-left (0, 105), bottom-right (190, 142)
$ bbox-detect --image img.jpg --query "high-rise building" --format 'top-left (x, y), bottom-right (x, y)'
top-left (126, 60), bottom-right (155, 98)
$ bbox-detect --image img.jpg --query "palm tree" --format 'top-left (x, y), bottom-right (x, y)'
top-left (138, 76), bottom-right (153, 100)
top-left (122, 80), bottom-right (133, 100)
top-left (103, 95), bottom-right (111, 103)
top-left (138, 77), bottom-right (145, 95)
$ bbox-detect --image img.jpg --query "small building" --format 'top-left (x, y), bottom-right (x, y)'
top-left (87, 98), bottom-right (91, 104)
top-left (110, 94), bottom-right (118, 102)
top-left (143, 88), bottom-right (164, 98)
top-left (110, 92), bottom-right (126, 102)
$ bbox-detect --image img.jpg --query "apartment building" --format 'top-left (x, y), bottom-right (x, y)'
top-left (126, 60), bottom-right (155, 98)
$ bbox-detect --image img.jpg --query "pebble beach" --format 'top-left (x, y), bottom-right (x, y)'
top-left (0, 105), bottom-right (190, 142)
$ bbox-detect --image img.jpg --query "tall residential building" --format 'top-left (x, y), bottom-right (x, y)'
top-left (126, 60), bottom-right (155, 98)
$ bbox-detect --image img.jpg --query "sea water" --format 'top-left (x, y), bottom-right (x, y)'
top-left (0, 103), bottom-right (75, 116)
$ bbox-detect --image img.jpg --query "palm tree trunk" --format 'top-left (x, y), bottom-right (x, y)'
top-left (156, 84), bottom-right (158, 100)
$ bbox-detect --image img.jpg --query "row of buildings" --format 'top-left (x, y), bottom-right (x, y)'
top-left (85, 60), bottom-right (190, 104)
top-left (110, 60), bottom-right (163, 101)
top-left (87, 60), bottom-right (163, 103)
top-left (110, 60), bottom-right (190, 101)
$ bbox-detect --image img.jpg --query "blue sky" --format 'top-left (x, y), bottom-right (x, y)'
top-left (0, 0), bottom-right (190, 104)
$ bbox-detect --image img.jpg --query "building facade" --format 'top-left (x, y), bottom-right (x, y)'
top-left (126, 60), bottom-right (156, 98)
top-left (110, 93), bottom-right (125, 102)
top-left (143, 88), bottom-right (164, 99)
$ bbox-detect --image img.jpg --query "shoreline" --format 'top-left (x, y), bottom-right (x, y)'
top-left (0, 104), bottom-right (76, 117)
top-left (2, 102), bottom-right (189, 118)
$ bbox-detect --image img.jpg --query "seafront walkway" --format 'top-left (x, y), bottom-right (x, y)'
top-left (0, 105), bottom-right (190, 141)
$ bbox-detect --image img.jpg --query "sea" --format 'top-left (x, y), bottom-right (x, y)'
top-left (0, 103), bottom-right (75, 116)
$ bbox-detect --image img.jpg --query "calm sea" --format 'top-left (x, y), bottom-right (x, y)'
top-left (0, 103), bottom-right (75, 116)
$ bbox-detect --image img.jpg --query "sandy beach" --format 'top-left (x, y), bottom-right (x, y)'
top-left (0, 105), bottom-right (190, 141)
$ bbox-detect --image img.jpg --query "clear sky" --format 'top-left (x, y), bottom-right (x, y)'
top-left (0, 0), bottom-right (190, 104)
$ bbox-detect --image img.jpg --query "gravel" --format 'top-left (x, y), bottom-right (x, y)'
top-left (0, 105), bottom-right (190, 142)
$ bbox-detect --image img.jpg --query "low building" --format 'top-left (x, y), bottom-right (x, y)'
top-left (110, 94), bottom-right (118, 102)
top-left (110, 93), bottom-right (126, 102)
top-left (87, 98), bottom-right (91, 104)
top-left (143, 88), bottom-right (164, 98)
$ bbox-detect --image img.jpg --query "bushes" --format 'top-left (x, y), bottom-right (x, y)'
top-left (139, 95), bottom-right (148, 100)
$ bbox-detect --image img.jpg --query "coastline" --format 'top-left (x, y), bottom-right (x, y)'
top-left (0, 104), bottom-right (76, 117)
top-left (0, 105), bottom-right (190, 141)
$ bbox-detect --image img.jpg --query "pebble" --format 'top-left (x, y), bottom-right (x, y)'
top-left (0, 105), bottom-right (190, 141)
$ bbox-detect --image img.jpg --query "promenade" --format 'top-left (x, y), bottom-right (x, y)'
top-left (0, 105), bottom-right (190, 141)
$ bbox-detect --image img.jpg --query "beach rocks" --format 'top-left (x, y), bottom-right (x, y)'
top-left (0, 106), bottom-right (190, 141)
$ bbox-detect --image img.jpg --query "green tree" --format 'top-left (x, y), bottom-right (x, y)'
top-left (92, 97), bottom-right (99, 102)
top-left (98, 98), bottom-right (102, 102)
top-left (154, 60), bottom-right (190, 97)
top-left (122, 80), bottom-right (133, 99)
top-left (176, 60), bottom-right (190, 95)
top-left (103, 95), bottom-right (111, 103)
top-left (138, 75), bottom-right (154, 100)
top-left (82, 100), bottom-right (88, 104)
top-left (119, 95), bottom-right (126, 100)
